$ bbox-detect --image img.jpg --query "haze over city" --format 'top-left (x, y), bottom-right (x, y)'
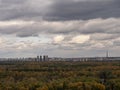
top-left (0, 0), bottom-right (120, 58)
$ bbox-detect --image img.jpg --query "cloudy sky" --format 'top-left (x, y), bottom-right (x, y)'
top-left (0, 0), bottom-right (120, 58)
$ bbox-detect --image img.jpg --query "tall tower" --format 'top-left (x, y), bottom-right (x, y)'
top-left (37, 56), bottom-right (39, 61)
top-left (106, 51), bottom-right (108, 58)
top-left (40, 55), bottom-right (42, 61)
top-left (43, 55), bottom-right (49, 61)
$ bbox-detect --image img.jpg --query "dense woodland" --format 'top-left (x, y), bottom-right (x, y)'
top-left (0, 60), bottom-right (120, 90)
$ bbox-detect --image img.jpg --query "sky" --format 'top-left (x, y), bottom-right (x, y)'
top-left (0, 0), bottom-right (120, 58)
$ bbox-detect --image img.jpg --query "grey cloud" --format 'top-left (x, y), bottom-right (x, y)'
top-left (45, 0), bottom-right (120, 21)
top-left (113, 38), bottom-right (120, 46)
top-left (0, 0), bottom-right (50, 21)
top-left (16, 32), bottom-right (38, 37)
top-left (90, 34), bottom-right (119, 40)
top-left (0, 0), bottom-right (120, 21)
top-left (1, 0), bottom-right (25, 4)
top-left (0, 26), bottom-right (39, 37)
top-left (114, 42), bottom-right (120, 46)
top-left (0, 18), bottom-right (120, 38)
top-left (0, 0), bottom-right (27, 20)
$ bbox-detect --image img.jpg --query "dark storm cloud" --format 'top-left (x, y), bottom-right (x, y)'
top-left (0, 1), bottom-right (26, 21)
top-left (1, 0), bottom-right (25, 4)
top-left (0, 0), bottom-right (49, 21)
top-left (0, 0), bottom-right (120, 21)
top-left (45, 0), bottom-right (120, 21)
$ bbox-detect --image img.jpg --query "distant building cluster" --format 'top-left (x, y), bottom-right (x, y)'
top-left (0, 55), bottom-right (49, 62)
top-left (0, 55), bottom-right (120, 62)
top-left (36, 55), bottom-right (49, 61)
top-left (49, 57), bottom-right (120, 62)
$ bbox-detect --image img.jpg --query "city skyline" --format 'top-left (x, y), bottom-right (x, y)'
top-left (0, 0), bottom-right (120, 58)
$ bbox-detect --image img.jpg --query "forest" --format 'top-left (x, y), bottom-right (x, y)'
top-left (0, 60), bottom-right (119, 90)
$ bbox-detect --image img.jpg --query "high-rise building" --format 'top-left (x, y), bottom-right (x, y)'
top-left (40, 55), bottom-right (42, 61)
top-left (36, 55), bottom-right (49, 61)
top-left (37, 56), bottom-right (39, 61)
top-left (43, 55), bottom-right (49, 61)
